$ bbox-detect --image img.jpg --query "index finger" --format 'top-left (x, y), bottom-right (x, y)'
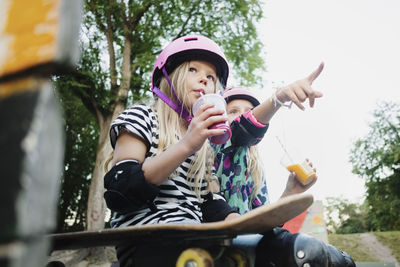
top-left (307, 62), bottom-right (324, 84)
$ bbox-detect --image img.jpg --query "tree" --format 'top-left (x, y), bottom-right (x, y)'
top-left (349, 101), bottom-right (400, 231)
top-left (58, 0), bottom-right (266, 233)
top-left (54, 72), bottom-right (99, 232)
top-left (324, 197), bottom-right (369, 234)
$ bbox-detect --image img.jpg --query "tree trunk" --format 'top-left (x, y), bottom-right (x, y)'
top-left (85, 11), bottom-right (131, 264)
top-left (86, 32), bottom-right (131, 232)
top-left (86, 114), bottom-right (113, 231)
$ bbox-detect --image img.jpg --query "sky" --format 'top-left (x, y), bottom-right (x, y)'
top-left (247, 0), bottom-right (400, 203)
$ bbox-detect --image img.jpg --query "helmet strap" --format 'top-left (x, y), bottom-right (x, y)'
top-left (152, 67), bottom-right (193, 125)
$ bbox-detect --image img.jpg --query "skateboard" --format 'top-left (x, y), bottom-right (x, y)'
top-left (49, 193), bottom-right (313, 266)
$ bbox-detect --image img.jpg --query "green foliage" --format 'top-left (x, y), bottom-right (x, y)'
top-left (82, 0), bottom-right (265, 107)
top-left (54, 75), bottom-right (99, 232)
top-left (66, 35), bottom-right (113, 117)
top-left (325, 197), bottom-right (369, 234)
top-left (350, 101), bottom-right (400, 231)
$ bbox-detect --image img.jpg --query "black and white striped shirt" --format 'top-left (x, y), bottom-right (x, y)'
top-left (109, 104), bottom-right (210, 227)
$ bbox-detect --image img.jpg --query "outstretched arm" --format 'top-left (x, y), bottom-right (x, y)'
top-left (252, 62), bottom-right (325, 124)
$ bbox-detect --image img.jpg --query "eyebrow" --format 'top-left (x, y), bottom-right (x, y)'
top-left (228, 104), bottom-right (253, 110)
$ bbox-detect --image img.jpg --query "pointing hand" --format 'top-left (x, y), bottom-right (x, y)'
top-left (276, 62), bottom-right (324, 110)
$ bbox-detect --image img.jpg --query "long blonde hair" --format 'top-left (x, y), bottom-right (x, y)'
top-left (154, 62), bottom-right (223, 199)
top-left (247, 145), bottom-right (264, 202)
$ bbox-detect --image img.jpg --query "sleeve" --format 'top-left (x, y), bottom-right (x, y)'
top-left (200, 192), bottom-right (239, 222)
top-left (109, 104), bottom-right (154, 149)
top-left (230, 109), bottom-right (269, 147)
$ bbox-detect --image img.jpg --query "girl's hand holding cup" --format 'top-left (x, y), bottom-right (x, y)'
top-left (191, 93), bottom-right (231, 145)
top-left (182, 101), bottom-right (228, 153)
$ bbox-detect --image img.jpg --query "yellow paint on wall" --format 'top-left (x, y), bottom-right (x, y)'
top-left (0, 0), bottom-right (60, 76)
top-left (0, 76), bottom-right (39, 99)
top-left (312, 215), bottom-right (322, 225)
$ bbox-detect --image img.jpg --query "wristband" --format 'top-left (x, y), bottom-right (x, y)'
top-left (273, 88), bottom-right (293, 108)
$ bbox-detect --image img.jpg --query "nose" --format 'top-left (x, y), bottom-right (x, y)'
top-left (198, 71), bottom-right (208, 85)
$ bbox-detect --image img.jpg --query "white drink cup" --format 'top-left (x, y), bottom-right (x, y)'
top-left (192, 93), bottom-right (232, 144)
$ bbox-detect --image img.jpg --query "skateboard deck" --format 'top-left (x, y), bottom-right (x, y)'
top-left (49, 194), bottom-right (313, 251)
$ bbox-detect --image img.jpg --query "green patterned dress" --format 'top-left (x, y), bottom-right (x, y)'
top-left (213, 110), bottom-right (270, 214)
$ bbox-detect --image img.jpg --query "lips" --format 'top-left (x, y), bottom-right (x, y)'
top-left (194, 89), bottom-right (205, 96)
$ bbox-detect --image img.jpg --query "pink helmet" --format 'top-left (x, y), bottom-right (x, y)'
top-left (152, 35), bottom-right (229, 89)
top-left (223, 86), bottom-right (260, 107)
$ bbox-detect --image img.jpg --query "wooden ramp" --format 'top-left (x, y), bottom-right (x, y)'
top-left (283, 200), bottom-right (329, 243)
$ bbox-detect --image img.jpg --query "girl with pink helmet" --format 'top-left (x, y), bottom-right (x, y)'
top-left (215, 86), bottom-right (318, 214)
top-left (104, 35), bottom-right (240, 266)
top-left (151, 35), bottom-right (229, 125)
top-left (214, 63), bottom-right (328, 215)
top-left (213, 71), bottom-right (354, 265)
top-left (213, 86), bottom-right (270, 215)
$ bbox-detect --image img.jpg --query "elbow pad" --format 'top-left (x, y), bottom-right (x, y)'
top-left (200, 193), bottom-right (238, 222)
top-left (104, 160), bottom-right (159, 213)
top-left (230, 112), bottom-right (269, 147)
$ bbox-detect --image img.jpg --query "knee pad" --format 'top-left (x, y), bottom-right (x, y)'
top-left (292, 234), bottom-right (330, 267)
top-left (255, 228), bottom-right (330, 267)
top-left (327, 244), bottom-right (356, 267)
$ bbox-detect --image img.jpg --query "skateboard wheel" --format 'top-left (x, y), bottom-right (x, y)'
top-left (176, 248), bottom-right (214, 267)
top-left (227, 249), bottom-right (248, 267)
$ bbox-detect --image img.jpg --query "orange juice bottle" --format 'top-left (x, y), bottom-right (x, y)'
top-left (286, 160), bottom-right (316, 185)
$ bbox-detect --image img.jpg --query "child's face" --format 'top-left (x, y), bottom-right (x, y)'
top-left (186, 60), bottom-right (217, 107)
top-left (226, 99), bottom-right (254, 124)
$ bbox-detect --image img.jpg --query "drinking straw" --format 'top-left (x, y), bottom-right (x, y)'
top-left (276, 136), bottom-right (294, 163)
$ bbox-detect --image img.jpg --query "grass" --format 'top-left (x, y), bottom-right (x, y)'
top-left (328, 233), bottom-right (378, 262)
top-left (328, 231), bottom-right (400, 263)
top-left (374, 231), bottom-right (400, 264)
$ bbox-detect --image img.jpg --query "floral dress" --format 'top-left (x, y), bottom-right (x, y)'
top-left (213, 110), bottom-right (270, 214)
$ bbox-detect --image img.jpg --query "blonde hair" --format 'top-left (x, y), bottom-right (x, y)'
top-left (247, 145), bottom-right (264, 202)
top-left (154, 61), bottom-right (223, 199)
top-left (104, 61), bottom-right (223, 199)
